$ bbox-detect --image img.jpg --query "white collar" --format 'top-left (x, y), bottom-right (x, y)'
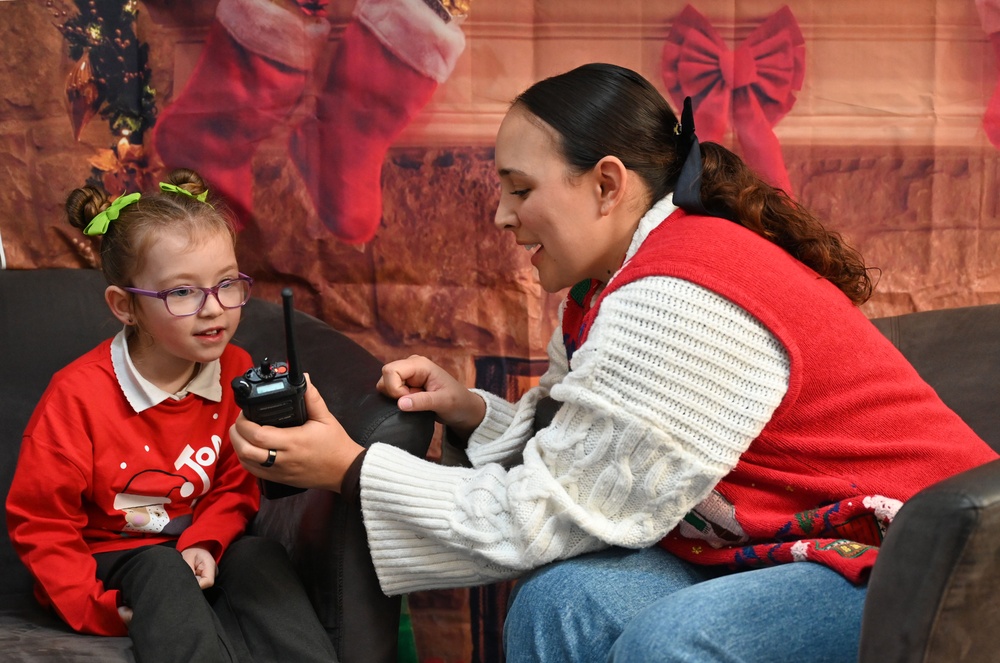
top-left (623, 194), bottom-right (680, 265)
top-left (602, 194), bottom-right (680, 292)
top-left (110, 330), bottom-right (223, 413)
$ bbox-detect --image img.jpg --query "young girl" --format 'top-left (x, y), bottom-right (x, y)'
top-left (230, 64), bottom-right (999, 662)
top-left (6, 169), bottom-right (335, 662)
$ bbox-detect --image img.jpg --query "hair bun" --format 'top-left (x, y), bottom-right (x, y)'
top-left (65, 186), bottom-right (111, 231)
top-left (162, 167), bottom-right (209, 199)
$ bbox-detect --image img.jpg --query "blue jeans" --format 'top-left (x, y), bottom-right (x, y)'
top-left (504, 546), bottom-right (867, 663)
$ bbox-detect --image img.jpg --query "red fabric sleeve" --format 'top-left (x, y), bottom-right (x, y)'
top-left (7, 403), bottom-right (128, 636)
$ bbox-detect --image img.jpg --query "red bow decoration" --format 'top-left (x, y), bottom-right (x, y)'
top-left (976, 0), bottom-right (1000, 148)
top-left (662, 4), bottom-right (804, 194)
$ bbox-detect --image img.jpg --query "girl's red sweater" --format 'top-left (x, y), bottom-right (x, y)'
top-left (6, 340), bottom-right (258, 635)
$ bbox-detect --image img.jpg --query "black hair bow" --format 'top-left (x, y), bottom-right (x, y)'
top-left (673, 97), bottom-right (709, 216)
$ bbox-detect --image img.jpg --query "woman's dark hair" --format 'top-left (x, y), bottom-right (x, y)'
top-left (512, 63), bottom-right (874, 305)
top-left (66, 168), bottom-right (236, 288)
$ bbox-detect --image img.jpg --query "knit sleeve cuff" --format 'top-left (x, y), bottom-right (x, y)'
top-left (466, 386), bottom-right (564, 469)
top-left (354, 0), bottom-right (466, 83)
top-left (360, 443), bottom-right (514, 594)
top-left (469, 389), bottom-right (516, 442)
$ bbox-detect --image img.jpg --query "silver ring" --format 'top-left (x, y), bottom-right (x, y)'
top-left (261, 449), bottom-right (277, 468)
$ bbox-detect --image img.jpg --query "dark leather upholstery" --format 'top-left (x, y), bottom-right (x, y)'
top-left (861, 305), bottom-right (1000, 663)
top-left (0, 268), bottom-right (434, 663)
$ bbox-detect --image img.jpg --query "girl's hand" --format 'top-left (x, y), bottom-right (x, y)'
top-left (118, 605), bottom-right (133, 626)
top-left (230, 376), bottom-right (365, 493)
top-left (181, 546), bottom-right (218, 590)
top-left (377, 355), bottom-right (486, 436)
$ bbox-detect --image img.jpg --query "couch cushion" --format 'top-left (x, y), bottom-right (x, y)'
top-left (0, 269), bottom-right (118, 600)
top-left (0, 596), bottom-right (134, 661)
top-left (0, 269), bottom-right (135, 659)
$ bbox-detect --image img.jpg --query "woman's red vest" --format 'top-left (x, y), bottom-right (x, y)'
top-left (562, 210), bottom-right (997, 582)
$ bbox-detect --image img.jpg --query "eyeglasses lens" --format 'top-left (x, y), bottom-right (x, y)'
top-left (217, 280), bottom-right (250, 308)
top-left (164, 280), bottom-right (251, 316)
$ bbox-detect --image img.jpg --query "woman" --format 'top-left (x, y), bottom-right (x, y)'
top-left (230, 63), bottom-right (996, 661)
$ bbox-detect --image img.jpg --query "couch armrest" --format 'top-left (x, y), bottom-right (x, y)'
top-left (234, 298), bottom-right (434, 663)
top-left (859, 458), bottom-right (1000, 663)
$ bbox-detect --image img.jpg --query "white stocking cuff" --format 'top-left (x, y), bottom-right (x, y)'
top-left (216, 0), bottom-right (332, 71)
top-left (354, 0), bottom-right (466, 83)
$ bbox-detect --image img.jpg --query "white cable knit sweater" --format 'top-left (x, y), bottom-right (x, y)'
top-left (360, 197), bottom-right (792, 596)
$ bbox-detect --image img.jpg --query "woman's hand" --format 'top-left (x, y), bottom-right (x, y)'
top-left (181, 547), bottom-right (217, 590)
top-left (118, 605), bottom-right (133, 627)
top-left (377, 354), bottom-right (486, 437)
top-left (229, 376), bottom-right (364, 493)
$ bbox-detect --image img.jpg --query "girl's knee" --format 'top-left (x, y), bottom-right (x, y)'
top-left (126, 544), bottom-right (191, 575)
top-left (218, 535), bottom-right (302, 591)
top-left (222, 535), bottom-right (286, 566)
top-left (115, 545), bottom-right (206, 609)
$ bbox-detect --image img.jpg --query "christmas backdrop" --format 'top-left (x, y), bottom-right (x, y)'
top-left (1, 1), bottom-right (999, 661)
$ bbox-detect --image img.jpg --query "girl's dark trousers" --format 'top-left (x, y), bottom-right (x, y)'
top-left (95, 535), bottom-right (337, 663)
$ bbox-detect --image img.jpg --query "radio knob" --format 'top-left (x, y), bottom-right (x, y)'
top-left (233, 379), bottom-right (253, 399)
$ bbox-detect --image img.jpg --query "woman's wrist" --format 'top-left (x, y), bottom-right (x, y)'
top-left (341, 449), bottom-right (367, 503)
top-left (448, 391), bottom-right (487, 438)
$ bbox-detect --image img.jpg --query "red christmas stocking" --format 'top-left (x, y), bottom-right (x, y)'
top-left (977, 0), bottom-right (1000, 148)
top-left (150, 0), bottom-right (329, 228)
top-left (290, 0), bottom-right (465, 243)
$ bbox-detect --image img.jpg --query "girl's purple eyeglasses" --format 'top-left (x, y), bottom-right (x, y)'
top-left (123, 273), bottom-right (254, 317)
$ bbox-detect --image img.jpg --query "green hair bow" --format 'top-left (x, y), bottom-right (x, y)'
top-left (159, 182), bottom-right (209, 202)
top-left (83, 192), bottom-right (141, 236)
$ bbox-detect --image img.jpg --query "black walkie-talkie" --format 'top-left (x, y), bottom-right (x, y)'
top-left (232, 288), bottom-right (307, 499)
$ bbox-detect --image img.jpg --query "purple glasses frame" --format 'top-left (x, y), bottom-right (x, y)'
top-left (123, 272), bottom-right (254, 317)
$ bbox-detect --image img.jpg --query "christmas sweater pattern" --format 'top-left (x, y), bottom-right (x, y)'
top-left (562, 209), bottom-right (997, 583)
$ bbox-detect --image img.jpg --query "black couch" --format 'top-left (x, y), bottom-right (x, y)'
top-left (0, 268), bottom-right (434, 663)
top-left (4, 268), bottom-right (1000, 662)
top-left (861, 307), bottom-right (1000, 663)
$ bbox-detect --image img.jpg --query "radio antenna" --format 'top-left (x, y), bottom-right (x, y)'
top-left (281, 288), bottom-right (304, 387)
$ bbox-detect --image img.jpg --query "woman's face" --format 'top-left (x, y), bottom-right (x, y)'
top-left (126, 229), bottom-right (242, 385)
top-left (494, 107), bottom-right (622, 293)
